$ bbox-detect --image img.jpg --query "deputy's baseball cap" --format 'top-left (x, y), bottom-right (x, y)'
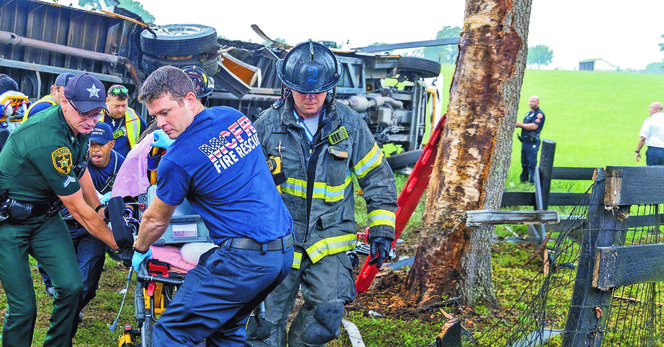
top-left (64, 73), bottom-right (107, 114)
top-left (90, 122), bottom-right (113, 145)
top-left (54, 73), bottom-right (76, 87)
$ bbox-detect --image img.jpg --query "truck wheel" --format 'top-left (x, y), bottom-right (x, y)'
top-left (396, 57), bottom-right (442, 79)
top-left (140, 24), bottom-right (218, 57)
top-left (141, 54), bottom-right (219, 76)
top-left (387, 149), bottom-right (423, 170)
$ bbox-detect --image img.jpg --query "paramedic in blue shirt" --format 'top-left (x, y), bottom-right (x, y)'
top-left (131, 66), bottom-right (294, 345)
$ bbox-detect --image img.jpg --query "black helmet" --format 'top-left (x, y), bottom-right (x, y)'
top-left (0, 74), bottom-right (18, 95)
top-left (276, 40), bottom-right (342, 94)
top-left (181, 65), bottom-right (214, 98)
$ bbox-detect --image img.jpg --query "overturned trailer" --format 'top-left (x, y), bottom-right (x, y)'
top-left (0, 0), bottom-right (444, 153)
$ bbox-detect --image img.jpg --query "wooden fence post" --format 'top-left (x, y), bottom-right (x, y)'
top-left (538, 140), bottom-right (555, 210)
top-left (561, 168), bottom-right (627, 345)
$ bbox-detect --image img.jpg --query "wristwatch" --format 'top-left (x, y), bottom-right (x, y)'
top-left (635, 150), bottom-right (640, 154)
top-left (133, 245), bottom-right (149, 254)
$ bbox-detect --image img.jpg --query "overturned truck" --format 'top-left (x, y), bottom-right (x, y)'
top-left (0, 0), bottom-right (443, 157)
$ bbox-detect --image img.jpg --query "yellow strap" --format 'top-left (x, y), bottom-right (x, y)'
top-left (292, 251), bottom-right (302, 270)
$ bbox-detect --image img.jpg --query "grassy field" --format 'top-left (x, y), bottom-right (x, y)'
top-left (442, 65), bottom-right (664, 186)
top-left (2, 68), bottom-right (664, 346)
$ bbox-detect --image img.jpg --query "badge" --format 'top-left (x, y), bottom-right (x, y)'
top-left (52, 147), bottom-right (73, 175)
top-left (329, 148), bottom-right (349, 158)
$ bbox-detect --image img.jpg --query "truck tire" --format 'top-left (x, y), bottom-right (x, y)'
top-left (396, 57), bottom-right (441, 78)
top-left (141, 54), bottom-right (219, 76)
top-left (140, 24), bottom-right (218, 57)
top-left (387, 149), bottom-right (423, 170)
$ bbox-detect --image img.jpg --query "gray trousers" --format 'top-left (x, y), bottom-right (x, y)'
top-left (263, 248), bottom-right (356, 347)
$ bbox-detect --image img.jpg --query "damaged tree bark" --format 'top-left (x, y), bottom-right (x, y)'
top-left (405, 0), bottom-right (533, 308)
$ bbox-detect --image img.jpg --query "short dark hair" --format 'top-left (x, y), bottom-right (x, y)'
top-left (107, 84), bottom-right (129, 101)
top-left (139, 66), bottom-right (195, 105)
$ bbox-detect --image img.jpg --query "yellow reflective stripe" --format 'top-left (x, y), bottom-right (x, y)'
top-left (282, 176), bottom-right (351, 202)
top-left (313, 174), bottom-right (351, 202)
top-left (367, 209), bottom-right (396, 228)
top-left (124, 108), bottom-right (141, 148)
top-left (306, 234), bottom-right (356, 263)
top-left (282, 178), bottom-right (307, 198)
top-left (24, 95), bottom-right (56, 121)
top-left (353, 143), bottom-right (384, 179)
top-left (292, 251), bottom-right (302, 269)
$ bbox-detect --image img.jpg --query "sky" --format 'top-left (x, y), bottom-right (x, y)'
top-left (137, 0), bottom-right (664, 71)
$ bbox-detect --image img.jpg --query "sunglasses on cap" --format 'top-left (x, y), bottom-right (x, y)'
top-left (109, 86), bottom-right (129, 96)
top-left (68, 100), bottom-right (105, 120)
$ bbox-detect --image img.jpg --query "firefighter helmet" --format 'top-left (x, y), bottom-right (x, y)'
top-left (276, 40), bottom-right (342, 94)
top-left (181, 65), bottom-right (214, 98)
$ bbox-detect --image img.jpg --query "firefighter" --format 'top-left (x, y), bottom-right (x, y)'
top-left (131, 66), bottom-right (293, 345)
top-left (23, 72), bottom-right (76, 120)
top-left (99, 84), bottom-right (147, 157)
top-left (253, 41), bottom-right (397, 346)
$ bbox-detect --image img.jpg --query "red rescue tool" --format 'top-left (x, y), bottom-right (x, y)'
top-left (355, 115), bottom-right (447, 294)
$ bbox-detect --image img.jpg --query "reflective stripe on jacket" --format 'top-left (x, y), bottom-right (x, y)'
top-left (256, 98), bottom-right (397, 267)
top-left (23, 95), bottom-right (56, 121)
top-left (101, 108), bottom-right (141, 148)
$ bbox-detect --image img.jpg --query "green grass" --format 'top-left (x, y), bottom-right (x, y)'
top-left (441, 65), bottom-right (664, 188)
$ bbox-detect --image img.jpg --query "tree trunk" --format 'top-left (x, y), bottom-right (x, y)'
top-left (404, 0), bottom-right (532, 308)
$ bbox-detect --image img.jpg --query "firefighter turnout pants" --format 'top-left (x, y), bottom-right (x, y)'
top-left (264, 248), bottom-right (356, 347)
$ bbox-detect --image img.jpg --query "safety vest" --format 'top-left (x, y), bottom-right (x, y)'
top-left (23, 95), bottom-right (56, 122)
top-left (101, 108), bottom-right (141, 149)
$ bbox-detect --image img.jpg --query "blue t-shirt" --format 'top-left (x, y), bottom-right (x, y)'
top-left (156, 106), bottom-right (292, 244)
top-left (88, 150), bottom-right (125, 194)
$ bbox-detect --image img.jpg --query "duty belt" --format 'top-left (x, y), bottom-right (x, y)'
top-left (219, 233), bottom-right (294, 252)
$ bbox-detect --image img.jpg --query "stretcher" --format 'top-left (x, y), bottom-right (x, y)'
top-left (107, 192), bottom-right (211, 347)
top-left (118, 258), bottom-right (186, 347)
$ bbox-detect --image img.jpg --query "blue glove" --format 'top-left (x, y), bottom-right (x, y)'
top-left (368, 236), bottom-right (392, 269)
top-left (131, 248), bottom-right (152, 271)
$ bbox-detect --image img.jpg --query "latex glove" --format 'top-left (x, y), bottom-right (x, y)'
top-left (131, 248), bottom-right (152, 271)
top-left (368, 236), bottom-right (392, 269)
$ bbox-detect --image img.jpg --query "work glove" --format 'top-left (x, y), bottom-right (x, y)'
top-left (111, 247), bottom-right (134, 268)
top-left (131, 248), bottom-right (152, 272)
top-left (368, 236), bottom-right (392, 269)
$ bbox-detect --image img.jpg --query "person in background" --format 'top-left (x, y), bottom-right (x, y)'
top-left (516, 95), bottom-right (545, 184)
top-left (0, 74), bottom-right (19, 95)
top-left (40, 122), bottom-right (125, 320)
top-left (0, 74), bottom-right (27, 147)
top-left (23, 72), bottom-right (76, 120)
top-left (131, 66), bottom-right (293, 345)
top-left (636, 101), bottom-right (664, 165)
top-left (99, 84), bottom-right (147, 157)
top-left (0, 73), bottom-right (129, 346)
top-left (253, 41), bottom-right (397, 346)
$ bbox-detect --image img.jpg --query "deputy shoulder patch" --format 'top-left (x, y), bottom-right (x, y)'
top-left (52, 147), bottom-right (73, 175)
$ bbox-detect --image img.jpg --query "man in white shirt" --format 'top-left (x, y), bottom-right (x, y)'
top-left (636, 101), bottom-right (664, 165)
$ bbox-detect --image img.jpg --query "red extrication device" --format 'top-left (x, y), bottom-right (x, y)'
top-left (355, 115), bottom-right (447, 294)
